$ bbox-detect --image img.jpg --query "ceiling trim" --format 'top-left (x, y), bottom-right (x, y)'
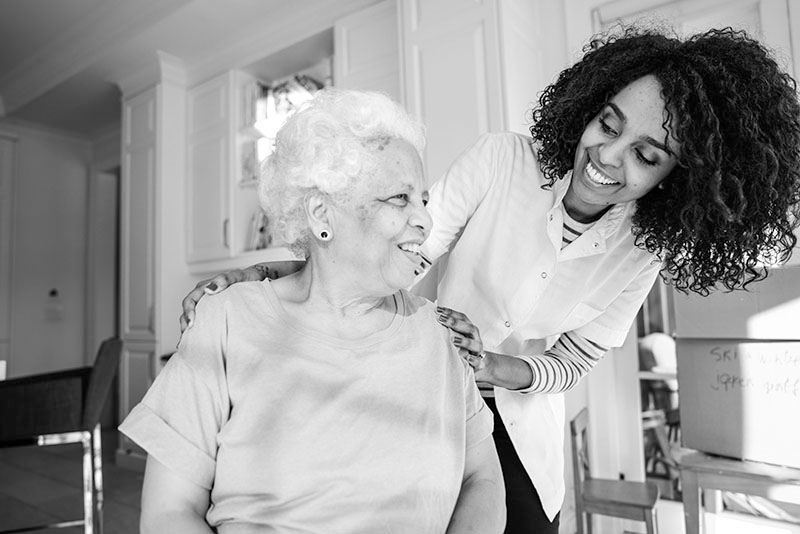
top-left (185, 0), bottom-right (378, 87)
top-left (0, 0), bottom-right (193, 114)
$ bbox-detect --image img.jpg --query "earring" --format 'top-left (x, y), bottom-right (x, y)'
top-left (320, 230), bottom-right (330, 240)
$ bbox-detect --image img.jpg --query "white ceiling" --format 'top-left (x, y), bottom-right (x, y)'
top-left (0, 0), bottom-right (343, 138)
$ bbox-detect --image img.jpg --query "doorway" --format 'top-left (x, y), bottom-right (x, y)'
top-left (87, 165), bottom-right (120, 428)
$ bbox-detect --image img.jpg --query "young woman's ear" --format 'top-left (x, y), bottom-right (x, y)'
top-left (304, 191), bottom-right (334, 241)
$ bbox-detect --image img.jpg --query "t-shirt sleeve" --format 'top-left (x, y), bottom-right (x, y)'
top-left (118, 298), bottom-right (231, 490)
top-left (463, 364), bottom-right (494, 449)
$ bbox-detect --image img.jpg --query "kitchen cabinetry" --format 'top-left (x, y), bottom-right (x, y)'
top-left (119, 87), bottom-right (158, 461)
top-left (334, 0), bottom-right (401, 101)
top-left (399, 0), bottom-right (548, 184)
top-left (0, 134), bottom-right (15, 371)
top-left (186, 70), bottom-right (274, 269)
top-left (120, 89), bottom-right (156, 342)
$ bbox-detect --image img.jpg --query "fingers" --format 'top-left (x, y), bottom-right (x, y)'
top-left (414, 253), bottom-right (433, 276)
top-left (435, 306), bottom-right (480, 340)
top-left (204, 271), bottom-right (240, 294)
top-left (179, 283), bottom-right (208, 332)
top-left (456, 346), bottom-right (487, 371)
top-left (178, 268), bottom-right (256, 333)
top-left (451, 334), bottom-right (482, 356)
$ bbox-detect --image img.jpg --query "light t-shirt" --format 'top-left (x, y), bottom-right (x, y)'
top-left (120, 281), bottom-right (492, 534)
top-left (419, 132), bottom-right (662, 519)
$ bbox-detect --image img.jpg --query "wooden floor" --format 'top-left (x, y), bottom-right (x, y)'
top-left (0, 430), bottom-right (142, 533)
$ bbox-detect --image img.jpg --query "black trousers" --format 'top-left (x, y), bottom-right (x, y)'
top-left (485, 396), bottom-right (561, 534)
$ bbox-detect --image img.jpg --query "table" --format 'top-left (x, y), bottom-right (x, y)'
top-left (677, 450), bottom-right (800, 533)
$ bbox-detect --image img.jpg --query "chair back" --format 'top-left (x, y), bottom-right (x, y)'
top-left (570, 407), bottom-right (591, 534)
top-left (570, 406), bottom-right (591, 485)
top-left (82, 337), bottom-right (122, 429)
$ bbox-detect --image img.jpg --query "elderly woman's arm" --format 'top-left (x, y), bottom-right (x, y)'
top-left (446, 436), bottom-right (506, 533)
top-left (140, 456), bottom-right (214, 534)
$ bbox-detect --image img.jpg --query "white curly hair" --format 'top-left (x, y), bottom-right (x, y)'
top-left (258, 88), bottom-right (426, 258)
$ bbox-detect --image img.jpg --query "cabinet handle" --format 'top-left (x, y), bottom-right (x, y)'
top-left (223, 218), bottom-right (229, 249)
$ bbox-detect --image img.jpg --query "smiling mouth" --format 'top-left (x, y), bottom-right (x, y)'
top-left (585, 160), bottom-right (619, 186)
top-left (397, 242), bottom-right (422, 256)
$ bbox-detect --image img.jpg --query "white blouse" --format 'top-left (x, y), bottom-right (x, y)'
top-left (418, 132), bottom-right (662, 519)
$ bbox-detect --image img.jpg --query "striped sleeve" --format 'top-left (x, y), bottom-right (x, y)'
top-left (515, 331), bottom-right (609, 393)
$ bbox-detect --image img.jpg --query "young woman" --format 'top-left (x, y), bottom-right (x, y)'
top-left (179, 27), bottom-right (800, 532)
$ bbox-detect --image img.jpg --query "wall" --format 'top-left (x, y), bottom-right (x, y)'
top-left (0, 121), bottom-right (91, 377)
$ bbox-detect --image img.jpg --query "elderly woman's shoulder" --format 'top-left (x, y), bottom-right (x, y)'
top-left (475, 131), bottom-right (533, 148)
top-left (398, 289), bottom-right (444, 326)
top-left (197, 280), bottom-right (271, 314)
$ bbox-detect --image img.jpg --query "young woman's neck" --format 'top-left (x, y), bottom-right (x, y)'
top-left (562, 195), bottom-right (611, 224)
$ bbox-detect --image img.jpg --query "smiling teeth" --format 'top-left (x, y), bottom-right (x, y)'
top-left (399, 243), bottom-right (420, 254)
top-left (586, 162), bottom-right (619, 185)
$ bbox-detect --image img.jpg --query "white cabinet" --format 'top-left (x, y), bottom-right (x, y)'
top-left (0, 134), bottom-right (15, 372)
top-left (334, 0), bottom-right (401, 101)
top-left (186, 70), bottom-right (299, 273)
top-left (118, 87), bottom-right (159, 464)
top-left (399, 0), bottom-right (549, 184)
top-left (117, 341), bottom-right (157, 462)
top-left (187, 71), bottom-right (260, 264)
top-left (121, 89), bottom-right (156, 342)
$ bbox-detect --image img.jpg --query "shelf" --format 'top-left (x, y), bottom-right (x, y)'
top-left (187, 246), bottom-right (304, 276)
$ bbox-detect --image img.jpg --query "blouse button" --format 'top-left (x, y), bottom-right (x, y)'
top-left (504, 321), bottom-right (511, 328)
top-left (541, 272), bottom-right (548, 279)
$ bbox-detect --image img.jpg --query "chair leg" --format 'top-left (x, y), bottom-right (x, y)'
top-left (92, 424), bottom-right (104, 534)
top-left (81, 430), bottom-right (94, 534)
top-left (586, 512), bottom-right (593, 534)
top-left (645, 507), bottom-right (658, 534)
top-left (575, 499), bottom-right (589, 534)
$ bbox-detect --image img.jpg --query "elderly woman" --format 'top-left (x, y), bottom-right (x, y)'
top-left (119, 89), bottom-right (505, 533)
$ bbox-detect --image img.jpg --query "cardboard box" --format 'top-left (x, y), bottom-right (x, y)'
top-left (677, 338), bottom-right (800, 469)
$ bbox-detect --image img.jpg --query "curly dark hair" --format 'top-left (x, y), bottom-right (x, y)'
top-left (530, 26), bottom-right (800, 295)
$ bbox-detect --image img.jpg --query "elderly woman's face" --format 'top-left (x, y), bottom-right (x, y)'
top-left (332, 138), bottom-right (431, 294)
top-left (567, 74), bottom-right (681, 222)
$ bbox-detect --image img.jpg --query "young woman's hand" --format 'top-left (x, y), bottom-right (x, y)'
top-left (436, 306), bottom-right (490, 375)
top-left (435, 306), bottom-right (534, 391)
top-left (179, 261), bottom-right (304, 332)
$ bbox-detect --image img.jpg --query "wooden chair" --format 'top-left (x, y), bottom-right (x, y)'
top-left (0, 337), bottom-right (122, 534)
top-left (570, 407), bottom-right (661, 534)
top-left (642, 409), bottom-right (682, 500)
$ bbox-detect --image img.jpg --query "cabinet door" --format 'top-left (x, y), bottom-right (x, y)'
top-left (117, 341), bottom-right (156, 461)
top-left (0, 135), bottom-right (14, 374)
top-left (334, 0), bottom-right (401, 102)
top-left (399, 0), bottom-right (504, 185)
top-left (121, 89), bottom-right (156, 341)
top-left (186, 76), bottom-right (231, 263)
top-left (0, 136), bottom-right (14, 336)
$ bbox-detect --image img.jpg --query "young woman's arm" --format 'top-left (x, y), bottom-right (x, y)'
top-left (438, 307), bottom-right (608, 392)
top-left (179, 260), bottom-right (303, 331)
top-left (140, 455), bottom-right (214, 534)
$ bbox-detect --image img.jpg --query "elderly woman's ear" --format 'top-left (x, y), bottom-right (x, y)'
top-left (304, 191), bottom-right (334, 242)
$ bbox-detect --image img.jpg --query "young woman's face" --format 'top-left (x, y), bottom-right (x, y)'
top-left (331, 138), bottom-right (431, 294)
top-left (567, 75), bottom-right (681, 222)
